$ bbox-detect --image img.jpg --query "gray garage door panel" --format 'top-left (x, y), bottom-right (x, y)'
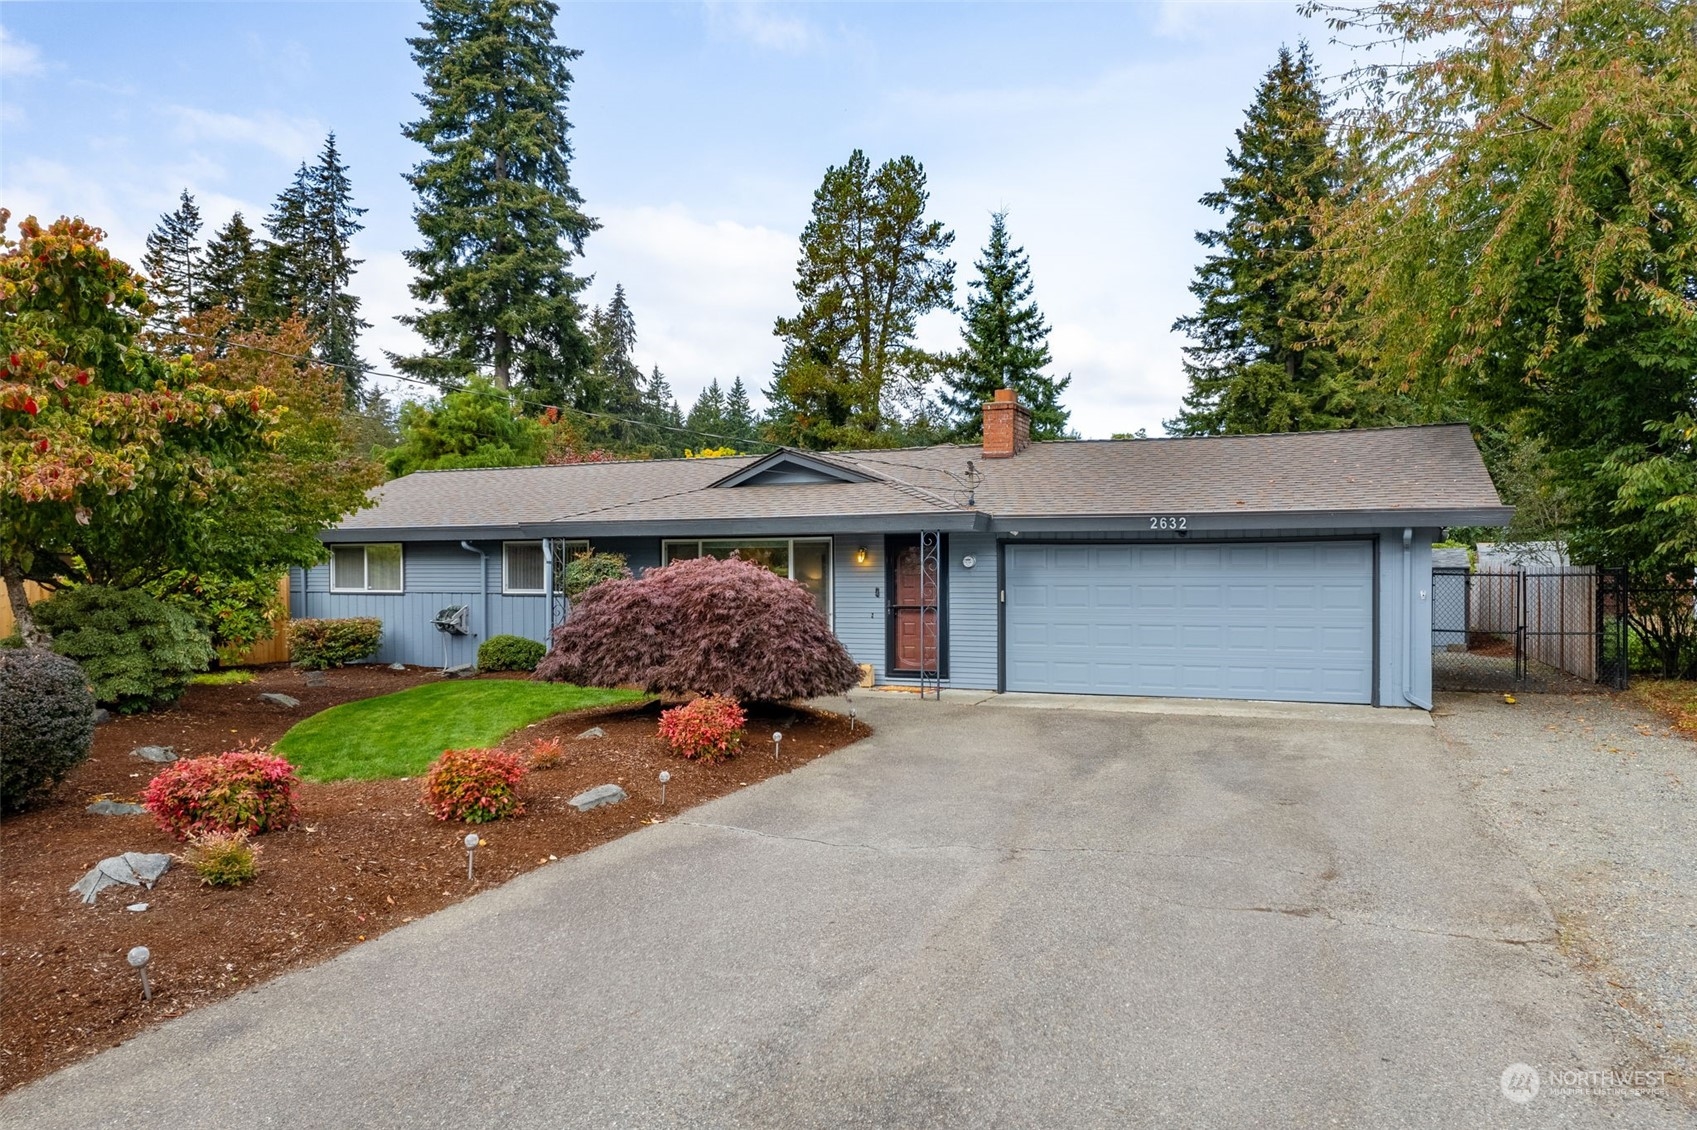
top-left (1006, 541), bottom-right (1375, 704)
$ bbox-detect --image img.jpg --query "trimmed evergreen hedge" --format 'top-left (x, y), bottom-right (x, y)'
top-left (0, 649), bottom-right (96, 813)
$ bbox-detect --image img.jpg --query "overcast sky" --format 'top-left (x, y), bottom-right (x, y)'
top-left (0, 1), bottom-right (1355, 437)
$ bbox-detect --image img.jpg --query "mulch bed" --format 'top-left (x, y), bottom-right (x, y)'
top-left (0, 665), bottom-right (866, 1092)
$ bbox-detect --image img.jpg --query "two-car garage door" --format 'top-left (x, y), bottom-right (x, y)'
top-left (1005, 541), bottom-right (1375, 705)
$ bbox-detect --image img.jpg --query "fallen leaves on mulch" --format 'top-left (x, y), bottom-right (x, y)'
top-left (0, 665), bottom-right (866, 1092)
top-left (1629, 680), bottom-right (1697, 737)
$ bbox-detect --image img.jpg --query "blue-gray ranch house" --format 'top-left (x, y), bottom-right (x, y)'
top-left (295, 391), bottom-right (1510, 709)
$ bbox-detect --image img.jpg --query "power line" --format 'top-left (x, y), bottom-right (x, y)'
top-left (167, 330), bottom-right (783, 453)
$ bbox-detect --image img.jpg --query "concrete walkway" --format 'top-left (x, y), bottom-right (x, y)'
top-left (3, 694), bottom-right (1682, 1128)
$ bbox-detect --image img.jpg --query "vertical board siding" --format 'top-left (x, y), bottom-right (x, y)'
top-left (833, 536), bottom-right (887, 683)
top-left (293, 526), bottom-right (1436, 706)
top-left (831, 532), bottom-right (998, 691)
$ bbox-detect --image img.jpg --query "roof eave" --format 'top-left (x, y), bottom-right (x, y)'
top-left (322, 511), bottom-right (989, 542)
top-left (987, 507), bottom-right (1514, 533)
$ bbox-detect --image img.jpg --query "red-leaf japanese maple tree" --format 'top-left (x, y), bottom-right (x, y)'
top-left (536, 555), bottom-right (861, 702)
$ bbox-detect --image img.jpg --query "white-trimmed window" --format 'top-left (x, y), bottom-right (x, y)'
top-left (330, 544), bottom-right (404, 593)
top-left (503, 542), bottom-right (547, 594)
top-left (661, 538), bottom-right (832, 621)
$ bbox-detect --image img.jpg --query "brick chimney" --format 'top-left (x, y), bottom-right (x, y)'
top-left (981, 388), bottom-right (1031, 459)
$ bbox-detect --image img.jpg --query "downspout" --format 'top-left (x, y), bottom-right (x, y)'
top-left (1401, 528), bottom-right (1432, 710)
top-left (460, 541), bottom-right (488, 669)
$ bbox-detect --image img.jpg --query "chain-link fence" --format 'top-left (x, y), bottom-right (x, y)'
top-left (1432, 567), bottom-right (1629, 692)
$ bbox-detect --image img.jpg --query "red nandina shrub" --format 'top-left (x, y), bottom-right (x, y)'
top-left (658, 696), bottom-right (747, 762)
top-left (141, 749), bottom-right (300, 840)
top-left (526, 736), bottom-right (566, 770)
top-left (536, 556), bottom-right (861, 701)
top-left (420, 748), bottom-right (528, 823)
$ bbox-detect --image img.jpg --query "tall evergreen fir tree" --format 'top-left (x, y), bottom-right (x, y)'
top-left (641, 364), bottom-right (684, 451)
top-left (196, 212), bottom-right (265, 325)
top-left (767, 150), bottom-right (955, 449)
top-left (585, 285), bottom-right (644, 413)
top-left (260, 137), bottom-right (370, 400)
top-left (944, 211), bottom-right (1070, 440)
top-left (395, 0), bottom-right (598, 401)
top-left (1167, 45), bottom-right (1356, 437)
top-left (724, 376), bottom-right (758, 443)
top-left (305, 133), bottom-right (370, 387)
top-left (686, 379), bottom-right (728, 444)
top-left (142, 189), bottom-right (204, 333)
top-left (261, 164), bottom-right (313, 326)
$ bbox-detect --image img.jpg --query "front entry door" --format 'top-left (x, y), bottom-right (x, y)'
top-left (887, 536), bottom-right (945, 676)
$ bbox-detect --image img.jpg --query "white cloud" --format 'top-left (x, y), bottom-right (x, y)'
top-left (0, 25), bottom-right (45, 78)
top-left (701, 2), bottom-right (818, 53)
top-left (579, 204), bottom-right (798, 409)
top-left (167, 106), bottom-right (324, 164)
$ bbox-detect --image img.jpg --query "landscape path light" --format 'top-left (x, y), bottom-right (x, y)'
top-left (658, 770), bottom-right (670, 805)
top-left (464, 833), bottom-right (480, 882)
top-left (772, 731), bottom-right (783, 761)
top-left (127, 945), bottom-right (152, 1002)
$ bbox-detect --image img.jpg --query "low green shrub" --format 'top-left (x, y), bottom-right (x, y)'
top-left (477, 634), bottom-right (546, 672)
top-left (33, 585), bottom-right (214, 713)
top-left (420, 748), bottom-right (528, 823)
top-left (141, 748), bottom-right (300, 840)
top-left (187, 830), bottom-right (260, 887)
top-left (565, 551), bottom-right (632, 597)
top-left (189, 668), bottom-right (257, 686)
top-left (289, 617), bottom-right (383, 670)
top-left (0, 649), bottom-right (96, 813)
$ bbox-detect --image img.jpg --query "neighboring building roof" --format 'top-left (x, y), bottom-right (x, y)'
top-left (326, 423), bottom-right (1511, 541)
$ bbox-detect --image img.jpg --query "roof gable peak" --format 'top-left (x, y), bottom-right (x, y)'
top-left (708, 448), bottom-right (879, 488)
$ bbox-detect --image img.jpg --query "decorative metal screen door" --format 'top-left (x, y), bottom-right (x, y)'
top-left (891, 534), bottom-right (942, 698)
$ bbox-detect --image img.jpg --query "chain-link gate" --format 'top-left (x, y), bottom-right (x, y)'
top-left (1432, 566), bottom-right (1628, 692)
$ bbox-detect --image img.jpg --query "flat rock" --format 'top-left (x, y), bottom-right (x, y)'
top-left (86, 800), bottom-right (147, 816)
top-left (575, 726), bottom-right (607, 740)
top-left (125, 902), bottom-right (149, 913)
top-left (301, 669), bottom-right (327, 687)
top-left (439, 664), bottom-right (474, 679)
top-left (568, 784), bottom-right (627, 812)
top-left (69, 852), bottom-right (172, 905)
top-left (389, 662), bottom-right (407, 671)
top-left (131, 745), bottom-right (177, 764)
top-left (259, 692), bottom-right (301, 708)
top-left (92, 708), bottom-right (111, 725)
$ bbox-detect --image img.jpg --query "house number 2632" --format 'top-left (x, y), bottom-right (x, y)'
top-left (1149, 516), bottom-right (1188, 530)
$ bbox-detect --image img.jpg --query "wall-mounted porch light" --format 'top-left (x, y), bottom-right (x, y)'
top-left (855, 546), bottom-right (869, 565)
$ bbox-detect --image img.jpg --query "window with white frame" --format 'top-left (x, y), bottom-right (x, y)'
top-left (661, 538), bottom-right (832, 620)
top-left (330, 544), bottom-right (403, 593)
top-left (503, 542), bottom-right (547, 594)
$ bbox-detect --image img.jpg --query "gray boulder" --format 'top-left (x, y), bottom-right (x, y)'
top-left (131, 745), bottom-right (177, 764)
top-left (575, 726), bottom-right (607, 741)
top-left (389, 662), bottom-right (407, 671)
top-left (92, 708), bottom-right (112, 725)
top-left (301, 669), bottom-right (328, 686)
top-left (86, 800), bottom-right (148, 816)
top-left (258, 692), bottom-right (301, 708)
top-left (569, 784), bottom-right (628, 812)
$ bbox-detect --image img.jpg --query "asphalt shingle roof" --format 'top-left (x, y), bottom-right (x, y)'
top-left (332, 424), bottom-right (1508, 536)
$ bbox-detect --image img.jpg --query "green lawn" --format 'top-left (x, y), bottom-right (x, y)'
top-left (275, 679), bottom-right (647, 782)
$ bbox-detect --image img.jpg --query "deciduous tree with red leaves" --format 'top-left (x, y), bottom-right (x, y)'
top-left (536, 555), bottom-right (861, 703)
top-left (0, 212), bottom-right (276, 646)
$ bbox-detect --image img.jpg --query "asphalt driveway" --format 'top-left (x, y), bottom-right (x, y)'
top-left (3, 694), bottom-right (1684, 1128)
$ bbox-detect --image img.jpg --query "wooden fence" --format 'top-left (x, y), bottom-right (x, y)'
top-left (0, 576), bottom-right (292, 667)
